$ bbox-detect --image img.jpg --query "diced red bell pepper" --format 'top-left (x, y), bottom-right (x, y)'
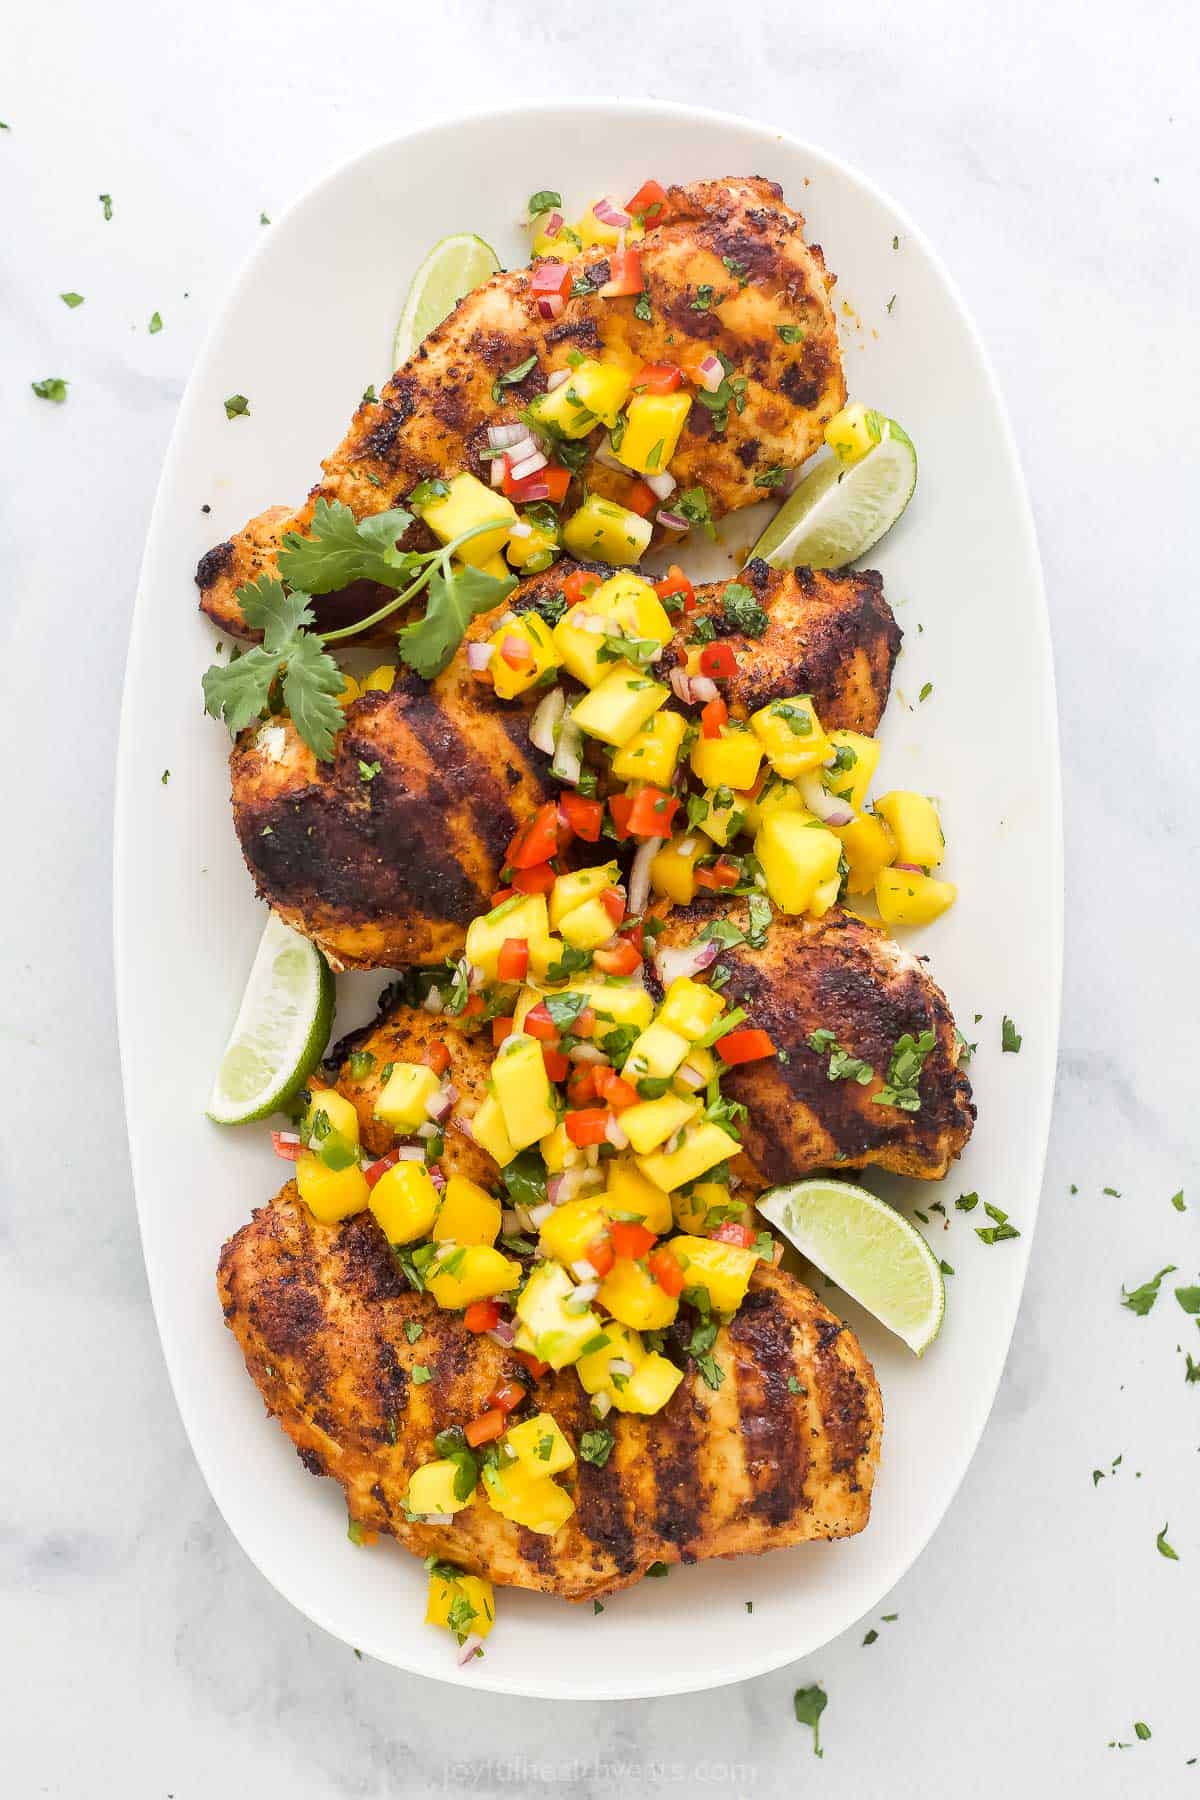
top-left (567, 1065), bottom-right (598, 1107)
top-left (635, 362), bottom-right (683, 394)
top-left (490, 886), bottom-right (514, 906)
top-left (558, 792), bottom-right (604, 841)
top-left (599, 247), bottom-right (644, 298)
top-left (694, 858), bottom-right (741, 891)
top-left (600, 886), bottom-right (626, 926)
top-left (423, 1041), bottom-right (451, 1075)
top-left (625, 479), bottom-right (659, 518)
top-left (364, 1148), bottom-right (404, 1189)
top-left (511, 861), bottom-right (557, 895)
top-left (699, 641), bottom-right (737, 680)
top-left (654, 564), bottom-right (695, 611)
top-left (464, 1409), bottom-right (507, 1447)
top-left (594, 1068), bottom-right (638, 1111)
top-left (542, 1046), bottom-right (570, 1083)
top-left (502, 461), bottom-right (572, 505)
top-left (700, 696), bottom-right (728, 738)
top-left (507, 801), bottom-right (563, 870)
top-left (487, 1380), bottom-right (527, 1414)
top-left (464, 993), bottom-right (485, 1016)
top-left (522, 1001), bottom-right (559, 1043)
top-left (716, 1027), bottom-right (777, 1065)
top-left (492, 1016), bottom-right (515, 1048)
top-left (607, 792), bottom-right (635, 841)
top-left (648, 1245), bottom-right (686, 1295)
top-left (564, 568), bottom-right (602, 607)
top-left (496, 937), bottom-right (529, 982)
top-left (565, 1107), bottom-right (612, 1146)
top-left (592, 939), bottom-right (642, 976)
top-left (624, 785), bottom-right (679, 838)
top-left (530, 260), bottom-right (571, 298)
top-left (712, 1221), bottom-right (756, 1249)
top-left (626, 179), bottom-right (669, 225)
top-left (610, 1219), bottom-right (657, 1259)
top-left (464, 1299), bottom-right (501, 1334)
top-left (574, 1007), bottom-right (596, 1037)
top-left (272, 1131), bottom-right (304, 1162)
top-left (585, 1234), bottom-right (615, 1277)
top-left (514, 1350), bottom-right (550, 1380)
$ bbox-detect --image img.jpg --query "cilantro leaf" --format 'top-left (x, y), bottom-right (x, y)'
top-left (201, 645), bottom-right (281, 738)
top-left (676, 485), bottom-right (716, 540)
top-left (278, 498), bottom-right (414, 594)
top-left (1001, 1015), bottom-right (1022, 1053)
top-left (579, 1428), bottom-right (614, 1468)
top-left (279, 632), bottom-right (346, 760)
top-left (1174, 1285), bottom-right (1200, 1315)
top-left (872, 1030), bottom-right (935, 1111)
top-left (1155, 1522), bottom-right (1179, 1560)
top-left (239, 573), bottom-right (315, 650)
top-left (224, 393), bottom-right (250, 418)
top-left (398, 560), bottom-right (516, 681)
top-left (1121, 1265), bottom-right (1176, 1316)
top-left (99, 193), bottom-right (112, 220)
top-left (148, 311), bottom-right (163, 334)
top-left (722, 582), bottom-right (769, 636)
top-left (528, 189), bottom-right (561, 215)
top-left (793, 1684), bottom-right (827, 1756)
top-left (60, 291), bottom-right (84, 308)
top-left (1171, 1190), bottom-right (1186, 1211)
top-left (31, 377), bottom-right (68, 403)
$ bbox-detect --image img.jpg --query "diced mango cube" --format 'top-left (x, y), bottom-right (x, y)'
top-left (468, 1093), bottom-right (517, 1169)
top-left (466, 893), bottom-right (552, 980)
top-left (750, 696), bottom-right (830, 776)
top-left (874, 791), bottom-right (945, 870)
top-left (615, 391), bottom-right (692, 475)
top-left (835, 812), bottom-right (896, 895)
top-left (528, 358), bottom-right (632, 436)
top-left (622, 1353), bottom-right (684, 1414)
top-left (433, 1175), bottom-right (502, 1247)
top-left (571, 664), bottom-right (669, 746)
top-left (296, 1154), bottom-right (370, 1224)
top-left (551, 572), bottom-right (671, 687)
top-left (755, 813), bottom-right (842, 914)
top-left (563, 980), bottom-right (654, 1033)
top-left (426, 1570), bottom-right (495, 1639)
top-left (550, 862), bottom-right (621, 927)
top-left (558, 896), bottom-right (619, 951)
top-left (657, 977), bottom-right (727, 1042)
top-left (369, 1159), bottom-right (439, 1244)
top-left (824, 401), bottom-right (884, 466)
top-left (515, 1261), bottom-right (601, 1368)
top-left (650, 835), bottom-right (702, 904)
top-left (419, 472), bottom-right (517, 566)
top-left (604, 1158), bottom-right (673, 1234)
top-left (619, 1093), bottom-right (699, 1155)
top-left (742, 777), bottom-right (812, 835)
top-left (561, 495), bottom-right (653, 566)
top-left (538, 1197), bottom-right (608, 1268)
top-left (538, 1120), bottom-right (581, 1174)
top-left (504, 1411), bottom-right (576, 1478)
top-left (303, 1086), bottom-right (361, 1145)
top-left (671, 1180), bottom-right (752, 1236)
top-left (824, 730), bottom-right (880, 812)
top-left (667, 1234), bottom-right (757, 1313)
top-left (482, 1458), bottom-right (575, 1534)
top-left (875, 868), bottom-right (957, 926)
top-left (574, 204), bottom-right (645, 250)
top-left (689, 724), bottom-right (763, 792)
top-left (492, 1033), bottom-right (558, 1150)
top-left (623, 1021), bottom-right (690, 1083)
top-left (599, 1257), bottom-right (679, 1330)
top-left (637, 1121), bottom-right (736, 1192)
top-left (694, 786), bottom-right (748, 846)
top-left (504, 514), bottom-right (560, 575)
top-left (407, 1458), bottom-right (474, 1517)
top-left (487, 611), bottom-right (562, 699)
top-left (362, 663), bottom-right (397, 693)
top-left (426, 1243), bottom-right (522, 1309)
top-left (610, 708), bottom-right (688, 785)
top-left (374, 1062), bottom-right (441, 1133)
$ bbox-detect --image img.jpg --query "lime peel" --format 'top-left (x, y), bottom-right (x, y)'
top-left (756, 1177), bottom-right (945, 1355)
top-left (392, 233), bottom-right (501, 369)
top-left (207, 913), bottom-right (333, 1124)
top-left (750, 417), bottom-right (917, 571)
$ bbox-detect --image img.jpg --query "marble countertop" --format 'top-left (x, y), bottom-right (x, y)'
top-left (4, 3), bottom-right (1198, 1794)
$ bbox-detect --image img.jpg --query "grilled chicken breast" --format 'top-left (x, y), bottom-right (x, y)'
top-left (229, 558), bottom-right (900, 969)
top-left (654, 902), bottom-right (976, 1181)
top-left (321, 900), bottom-right (972, 1183)
top-left (217, 1185), bottom-right (882, 1600)
top-left (197, 177), bottom-right (845, 639)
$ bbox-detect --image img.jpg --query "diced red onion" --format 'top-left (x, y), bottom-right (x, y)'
top-left (655, 509), bottom-right (688, 532)
top-left (450, 1114), bottom-right (475, 1141)
top-left (465, 641), bottom-right (495, 671)
top-left (425, 1085), bottom-right (456, 1123)
top-left (604, 1114), bottom-right (629, 1151)
top-left (653, 937), bottom-right (720, 986)
top-left (487, 1318), bottom-right (517, 1347)
top-left (571, 1257), bottom-right (599, 1282)
top-left (545, 1173), bottom-right (566, 1205)
top-left (508, 520), bottom-right (534, 540)
top-left (569, 1043), bottom-right (607, 1065)
top-left (529, 685), bottom-right (566, 754)
top-left (550, 710), bottom-right (582, 785)
top-left (780, 467), bottom-right (802, 495)
top-left (514, 1204), bottom-right (536, 1233)
top-left (569, 1278), bottom-right (601, 1308)
top-left (798, 770), bottom-right (854, 827)
top-left (573, 611), bottom-right (609, 635)
top-left (591, 1391), bottom-right (613, 1420)
top-left (457, 1633), bottom-right (485, 1666)
top-left (675, 836), bottom-right (697, 857)
top-left (628, 835), bottom-right (662, 916)
top-left (487, 422), bottom-right (529, 450)
top-left (608, 1357), bottom-right (635, 1380)
top-left (664, 1129), bottom-right (683, 1155)
top-left (894, 861), bottom-right (925, 873)
top-left (583, 1144), bottom-right (600, 1168)
top-left (423, 986), bottom-right (443, 1013)
top-left (416, 1120), bottom-right (440, 1139)
top-left (594, 196), bottom-right (632, 229)
top-left (594, 435), bottom-right (627, 472)
top-left (500, 1207), bottom-right (521, 1233)
top-left (468, 962), bottom-right (486, 990)
top-left (695, 354), bottom-right (725, 393)
top-left (429, 1166), bottom-right (446, 1189)
top-left (422, 1511), bottom-right (455, 1527)
top-left (394, 1145), bottom-right (426, 1163)
top-left (645, 470), bottom-right (677, 500)
top-left (675, 1061), bottom-right (707, 1091)
top-left (489, 458), bottom-right (505, 487)
top-left (690, 675), bottom-right (719, 703)
top-left (669, 667), bottom-right (694, 705)
top-left (543, 211), bottom-right (563, 238)
top-left (537, 294), bottom-right (565, 320)
top-left (528, 1201), bottom-right (556, 1228)
top-left (508, 449), bottom-right (547, 482)
top-left (546, 368), bottom-right (571, 392)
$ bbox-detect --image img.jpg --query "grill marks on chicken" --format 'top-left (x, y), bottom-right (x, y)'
top-left (654, 903), bottom-right (976, 1180)
top-left (229, 561), bottom-right (900, 970)
top-left (217, 1185), bottom-right (882, 1600)
top-left (196, 177), bottom-right (845, 638)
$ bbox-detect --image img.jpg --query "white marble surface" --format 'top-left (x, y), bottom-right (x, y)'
top-left (3, 3), bottom-right (1198, 1794)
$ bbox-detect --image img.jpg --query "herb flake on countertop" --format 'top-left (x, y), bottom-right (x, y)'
top-left (60, 291), bottom-right (84, 307)
top-left (149, 311), bottom-right (162, 334)
top-left (793, 1684), bottom-right (827, 1756)
top-left (1120, 1265), bottom-right (1176, 1316)
top-left (224, 393), bottom-right (250, 419)
top-left (1001, 1015), bottom-right (1022, 1052)
top-left (99, 193), bottom-right (112, 220)
top-left (1155, 1523), bottom-right (1179, 1560)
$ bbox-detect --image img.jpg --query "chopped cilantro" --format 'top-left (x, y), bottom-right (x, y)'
top-left (753, 466), bottom-right (788, 489)
top-left (872, 1030), bottom-right (935, 1112)
top-left (1174, 1285), bottom-right (1200, 1315)
top-left (793, 1684), bottom-right (827, 1756)
top-left (411, 1364), bottom-right (433, 1385)
top-left (347, 1050), bottom-right (375, 1080)
top-left (60, 291), bottom-right (84, 308)
top-left (862, 1628), bottom-right (878, 1645)
top-left (224, 393), bottom-right (250, 419)
top-left (403, 1319), bottom-right (423, 1344)
top-left (31, 377), bottom-right (68, 403)
top-left (528, 189), bottom-right (562, 215)
top-left (1171, 1190), bottom-right (1186, 1211)
top-left (1001, 1015), bottom-right (1022, 1053)
top-left (1155, 1523), bottom-right (1179, 1560)
top-left (148, 311), bottom-right (163, 334)
top-left (491, 353), bottom-right (538, 404)
top-left (633, 289), bottom-right (652, 322)
top-left (579, 1428), bottom-right (614, 1468)
top-left (1121, 1265), bottom-right (1176, 1316)
top-left (99, 193), bottom-right (112, 220)
top-left (721, 582), bottom-right (769, 636)
top-left (776, 323), bottom-right (803, 343)
top-left (645, 1561), bottom-right (669, 1577)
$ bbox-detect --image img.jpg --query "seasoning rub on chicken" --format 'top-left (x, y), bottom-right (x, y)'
top-left (196, 177), bottom-right (845, 639)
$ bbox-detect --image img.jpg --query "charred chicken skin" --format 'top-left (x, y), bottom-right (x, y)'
top-left (196, 177), bottom-right (845, 639)
top-left (230, 558), bottom-right (900, 970)
top-left (217, 1186), bottom-right (882, 1601)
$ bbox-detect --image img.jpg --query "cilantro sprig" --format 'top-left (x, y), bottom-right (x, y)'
top-left (201, 498), bottom-right (516, 759)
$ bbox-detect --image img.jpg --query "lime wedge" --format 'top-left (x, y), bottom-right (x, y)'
top-left (207, 913), bottom-right (334, 1124)
top-left (750, 418), bottom-right (917, 570)
top-left (756, 1177), bottom-right (945, 1355)
top-left (392, 233), bottom-right (501, 369)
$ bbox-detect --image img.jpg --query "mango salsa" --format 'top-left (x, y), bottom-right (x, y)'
top-left (571, 664), bottom-right (669, 746)
top-left (610, 708), bottom-right (688, 786)
top-left (419, 472), bottom-right (517, 566)
top-left (426, 1569), bottom-right (495, 1640)
top-left (374, 1062), bottom-right (442, 1133)
top-left (750, 696), bottom-right (830, 777)
top-left (407, 1458), bottom-right (474, 1517)
top-left (754, 812), bottom-right (842, 914)
top-left (689, 722), bottom-right (763, 792)
top-left (598, 1256), bottom-right (679, 1330)
top-left (616, 391), bottom-right (692, 474)
top-left (874, 791), bottom-right (945, 870)
top-left (561, 495), bottom-right (653, 566)
top-left (875, 867), bottom-right (957, 926)
top-left (824, 730), bottom-right (880, 811)
top-left (296, 1153), bottom-right (370, 1225)
top-left (425, 1243), bottom-right (522, 1309)
top-left (487, 611), bottom-right (561, 699)
top-left (432, 1175), bottom-right (502, 1247)
top-left (503, 1411), bottom-right (576, 1478)
top-left (667, 1234), bottom-right (758, 1313)
top-left (369, 1159), bottom-right (439, 1245)
top-left (482, 1457), bottom-right (575, 1534)
top-left (492, 1033), bottom-right (558, 1149)
top-left (835, 812), bottom-right (896, 895)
